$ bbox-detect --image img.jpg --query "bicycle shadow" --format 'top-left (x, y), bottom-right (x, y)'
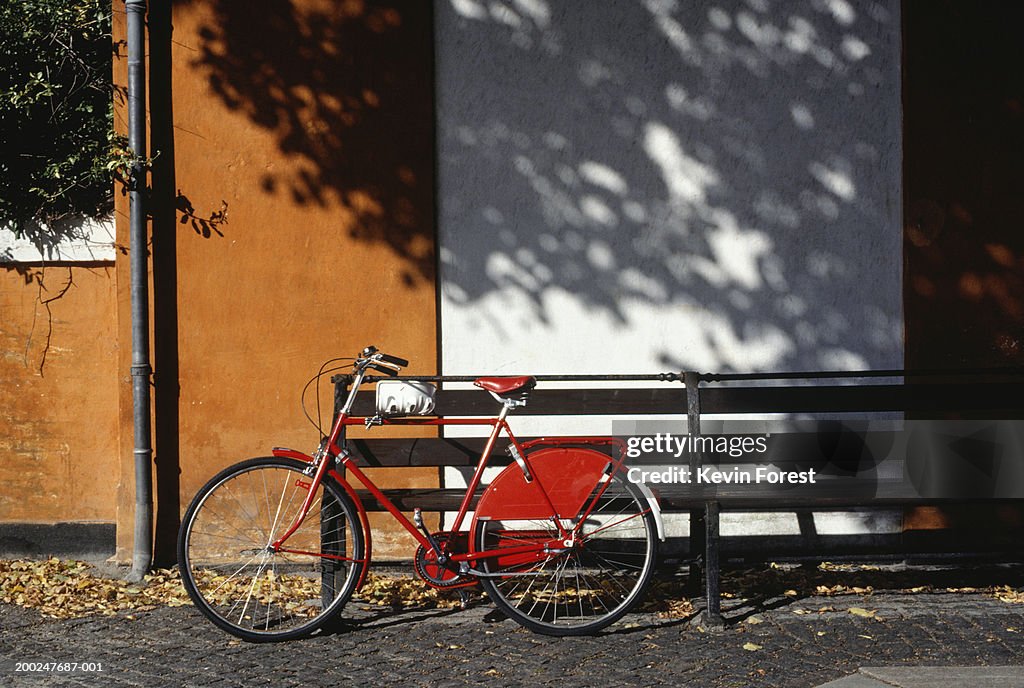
top-left (321, 586), bottom-right (705, 638)
top-left (317, 598), bottom-right (495, 635)
top-left (316, 561), bottom-right (1024, 638)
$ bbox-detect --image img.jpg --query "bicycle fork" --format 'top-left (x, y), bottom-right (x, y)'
top-left (269, 447), bottom-right (336, 552)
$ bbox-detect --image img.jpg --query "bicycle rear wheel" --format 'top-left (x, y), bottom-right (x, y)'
top-left (475, 452), bottom-right (658, 635)
top-left (177, 457), bottom-right (364, 642)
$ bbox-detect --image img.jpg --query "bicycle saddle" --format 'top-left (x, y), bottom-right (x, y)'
top-left (473, 376), bottom-right (536, 395)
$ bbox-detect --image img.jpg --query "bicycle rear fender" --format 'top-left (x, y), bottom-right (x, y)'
top-left (631, 480), bottom-right (666, 541)
top-left (271, 447), bottom-right (373, 590)
top-left (471, 447), bottom-right (665, 541)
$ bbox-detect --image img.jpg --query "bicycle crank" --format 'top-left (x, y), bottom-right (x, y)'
top-left (413, 532), bottom-right (476, 589)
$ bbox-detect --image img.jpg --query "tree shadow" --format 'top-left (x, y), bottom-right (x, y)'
top-left (169, 0), bottom-right (1023, 375)
top-left (434, 0), bottom-right (904, 373)
top-left (178, 0), bottom-right (436, 287)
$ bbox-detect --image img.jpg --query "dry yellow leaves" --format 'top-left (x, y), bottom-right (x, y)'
top-left (656, 598), bottom-right (696, 619)
top-left (742, 642), bottom-right (762, 651)
top-left (848, 607), bottom-right (881, 620)
top-left (641, 578), bottom-right (696, 618)
top-left (819, 562), bottom-right (880, 573)
top-left (994, 586), bottom-right (1024, 604)
top-left (2, 558), bottom-right (1021, 624)
top-left (815, 584), bottom-right (874, 596)
top-left (0, 558), bottom-right (191, 619)
top-left (353, 573), bottom-right (477, 610)
top-left (0, 559), bottom-right (475, 620)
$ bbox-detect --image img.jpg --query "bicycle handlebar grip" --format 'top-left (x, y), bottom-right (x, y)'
top-left (378, 353), bottom-right (409, 367)
top-left (368, 362), bottom-right (399, 376)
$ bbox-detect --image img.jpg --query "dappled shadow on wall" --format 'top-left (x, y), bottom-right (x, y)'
top-left (180, 0), bottom-right (435, 287)
top-left (436, 0), bottom-right (904, 373)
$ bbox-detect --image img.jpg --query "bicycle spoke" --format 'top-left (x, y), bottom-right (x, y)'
top-left (180, 458), bottom-right (364, 641)
top-left (477, 455), bottom-right (656, 635)
top-left (192, 501), bottom-right (265, 548)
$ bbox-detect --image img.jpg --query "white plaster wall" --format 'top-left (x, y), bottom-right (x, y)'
top-left (0, 217), bottom-right (116, 263)
top-left (436, 0), bottom-right (903, 378)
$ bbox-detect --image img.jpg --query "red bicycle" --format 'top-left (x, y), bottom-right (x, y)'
top-left (177, 347), bottom-right (662, 641)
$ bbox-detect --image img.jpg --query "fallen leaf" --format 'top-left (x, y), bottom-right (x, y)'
top-left (848, 607), bottom-right (878, 619)
top-left (743, 642), bottom-right (762, 651)
top-left (994, 587), bottom-right (1024, 604)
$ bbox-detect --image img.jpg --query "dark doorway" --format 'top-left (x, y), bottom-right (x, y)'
top-left (903, 0), bottom-right (1024, 371)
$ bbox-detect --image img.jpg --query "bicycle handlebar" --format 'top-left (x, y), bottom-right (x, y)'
top-left (355, 346), bottom-right (406, 375)
top-left (366, 362), bottom-right (399, 376)
top-left (378, 353), bottom-right (409, 367)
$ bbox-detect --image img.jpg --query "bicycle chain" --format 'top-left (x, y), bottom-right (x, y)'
top-left (412, 533), bottom-right (476, 588)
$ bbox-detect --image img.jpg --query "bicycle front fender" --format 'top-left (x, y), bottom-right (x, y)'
top-left (271, 447), bottom-right (373, 590)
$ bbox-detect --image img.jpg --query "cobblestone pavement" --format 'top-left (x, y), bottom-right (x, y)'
top-left (2, 588), bottom-right (1023, 687)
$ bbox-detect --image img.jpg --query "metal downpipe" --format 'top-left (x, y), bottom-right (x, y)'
top-left (126, 0), bottom-right (152, 583)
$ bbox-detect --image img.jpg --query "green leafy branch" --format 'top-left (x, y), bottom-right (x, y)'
top-left (0, 0), bottom-right (115, 235)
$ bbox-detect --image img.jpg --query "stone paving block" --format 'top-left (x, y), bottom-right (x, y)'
top-left (814, 675), bottom-right (892, 688)
top-left (2, 592), bottom-right (1024, 687)
top-left (859, 666), bottom-right (1024, 688)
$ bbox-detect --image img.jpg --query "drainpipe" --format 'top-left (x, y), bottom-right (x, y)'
top-left (125, 0), bottom-right (153, 583)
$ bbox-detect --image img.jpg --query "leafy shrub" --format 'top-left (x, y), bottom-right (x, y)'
top-left (0, 0), bottom-right (114, 233)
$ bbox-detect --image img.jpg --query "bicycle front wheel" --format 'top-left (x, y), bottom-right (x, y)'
top-left (475, 454), bottom-right (658, 635)
top-left (177, 457), bottom-right (365, 642)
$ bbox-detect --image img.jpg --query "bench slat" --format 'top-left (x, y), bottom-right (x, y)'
top-left (343, 381), bottom-right (1024, 417)
top-left (348, 387), bottom-right (687, 416)
top-left (350, 487), bottom-right (1021, 512)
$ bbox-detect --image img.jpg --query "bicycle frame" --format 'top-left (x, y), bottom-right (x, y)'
top-left (178, 350), bottom-right (667, 640)
top-left (267, 372), bottom-right (634, 584)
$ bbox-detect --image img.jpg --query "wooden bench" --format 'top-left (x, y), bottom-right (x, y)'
top-left (335, 369), bottom-right (1024, 623)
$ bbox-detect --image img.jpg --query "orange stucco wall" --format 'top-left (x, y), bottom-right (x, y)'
top-left (0, 265), bottom-right (120, 524)
top-left (112, 0), bottom-right (438, 561)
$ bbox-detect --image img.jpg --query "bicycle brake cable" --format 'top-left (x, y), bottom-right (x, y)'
top-left (300, 358), bottom-right (354, 437)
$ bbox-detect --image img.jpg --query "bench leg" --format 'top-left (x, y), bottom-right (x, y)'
top-left (687, 508), bottom-right (705, 596)
top-left (703, 501), bottom-right (722, 625)
top-left (321, 490), bottom-right (345, 609)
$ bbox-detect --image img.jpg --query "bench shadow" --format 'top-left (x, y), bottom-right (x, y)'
top-left (306, 560), bottom-right (1024, 638)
